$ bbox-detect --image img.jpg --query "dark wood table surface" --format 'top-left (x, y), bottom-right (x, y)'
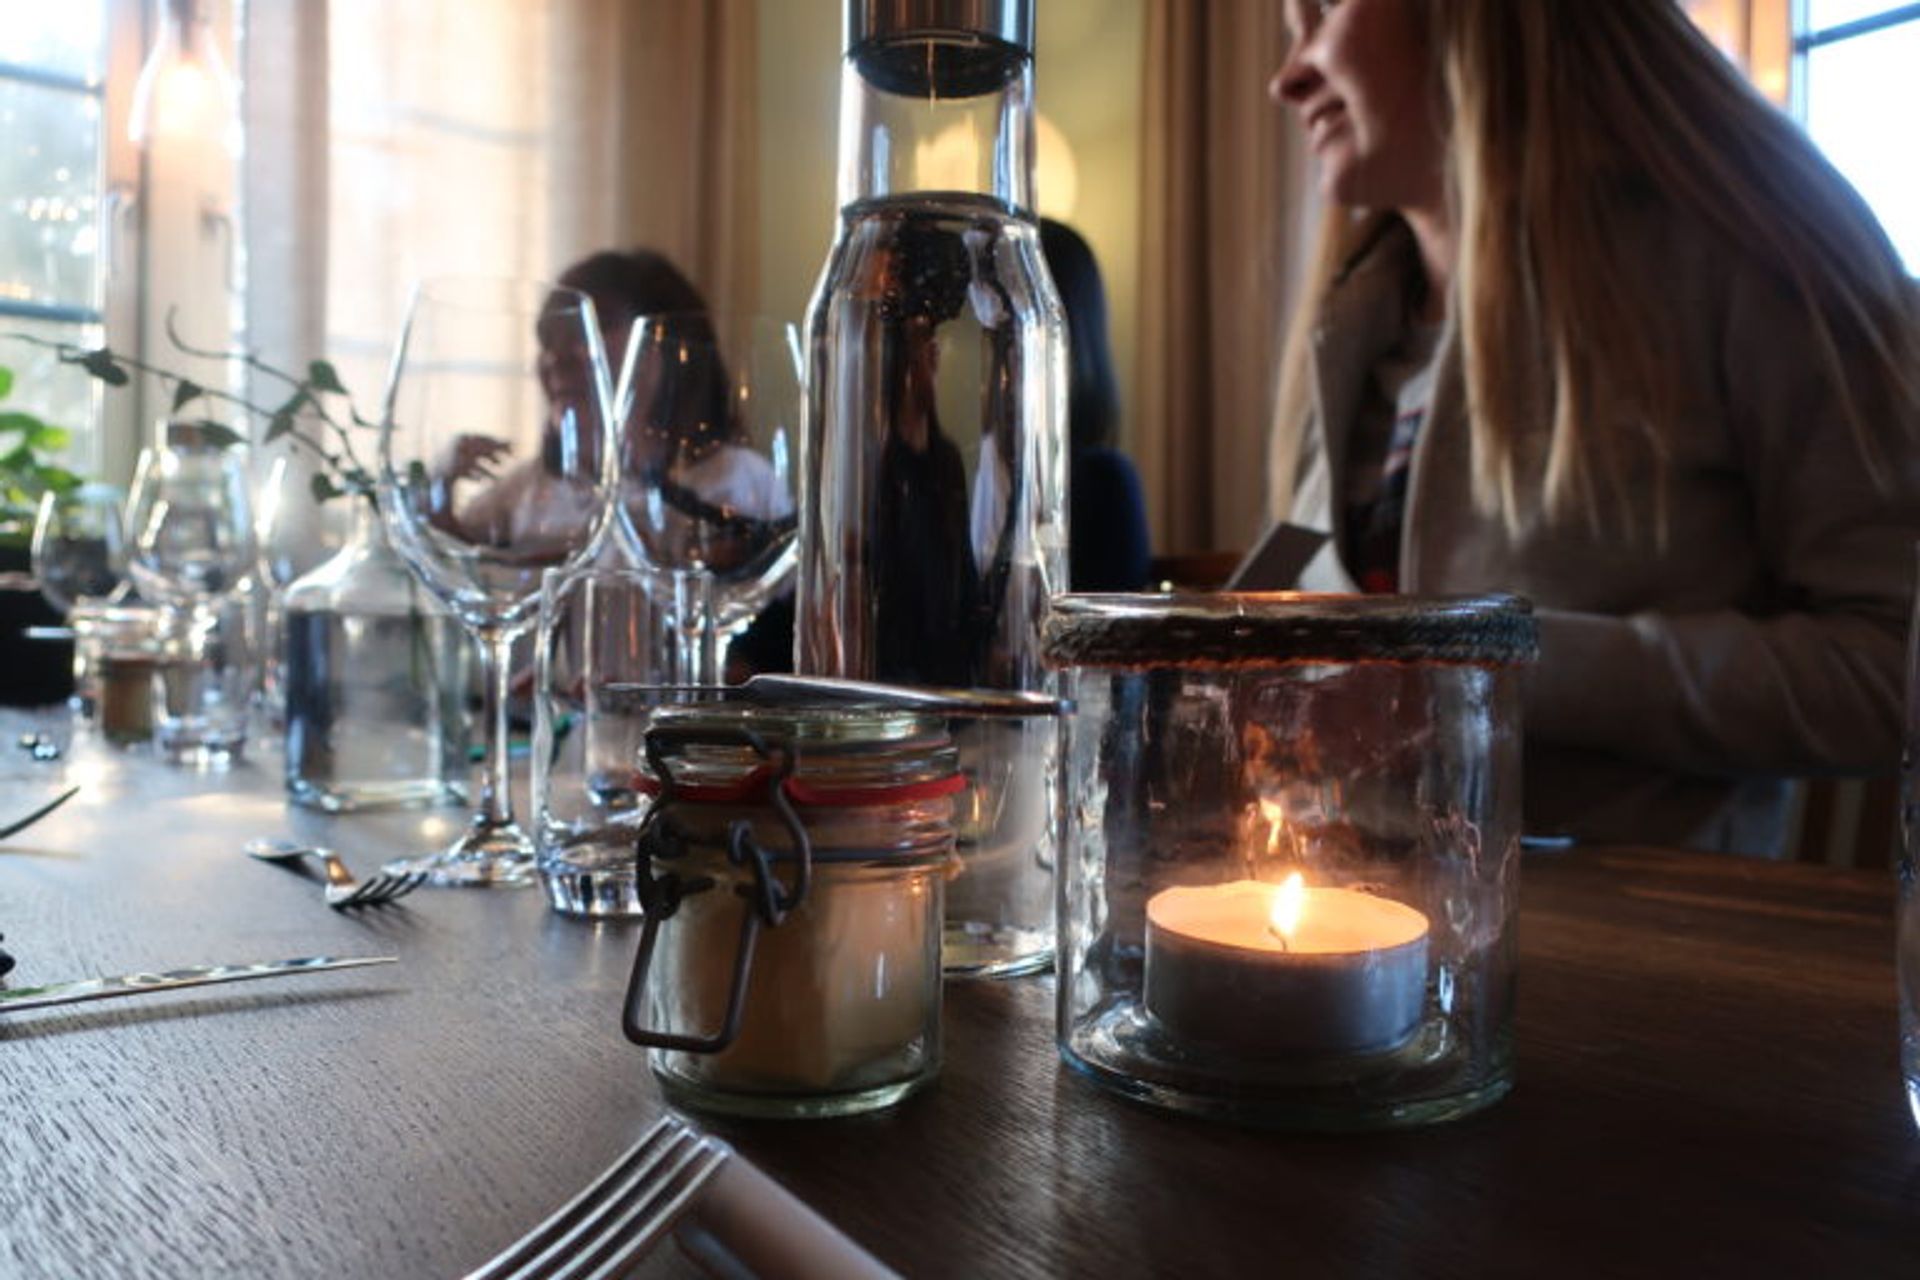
top-left (3, 715), bottom-right (1917, 1278)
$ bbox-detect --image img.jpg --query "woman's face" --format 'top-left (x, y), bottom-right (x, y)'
top-left (1272, 0), bottom-right (1445, 213)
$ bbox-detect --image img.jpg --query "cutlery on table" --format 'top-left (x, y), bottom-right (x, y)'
top-left (0, 954), bottom-right (397, 1014)
top-left (469, 1114), bottom-right (900, 1280)
top-left (0, 785), bottom-right (80, 841)
top-left (245, 838), bottom-right (426, 908)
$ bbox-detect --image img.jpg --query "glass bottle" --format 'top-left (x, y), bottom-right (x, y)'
top-left (281, 492), bottom-right (468, 810)
top-left (798, 0), bottom-right (1068, 976)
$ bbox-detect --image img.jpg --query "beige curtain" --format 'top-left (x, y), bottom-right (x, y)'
top-left (551, 0), bottom-right (760, 318)
top-left (1135, 0), bottom-right (1314, 557)
top-left (1681, 0), bottom-right (1793, 102)
top-left (242, 0), bottom-right (760, 404)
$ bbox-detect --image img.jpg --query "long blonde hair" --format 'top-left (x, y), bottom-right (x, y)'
top-left (1275, 0), bottom-right (1920, 532)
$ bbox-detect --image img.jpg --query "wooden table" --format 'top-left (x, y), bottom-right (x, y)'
top-left (3, 717), bottom-right (1917, 1278)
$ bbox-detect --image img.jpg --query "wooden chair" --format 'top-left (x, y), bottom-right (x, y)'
top-left (1788, 775), bottom-right (1904, 870)
top-left (1146, 551), bottom-right (1243, 592)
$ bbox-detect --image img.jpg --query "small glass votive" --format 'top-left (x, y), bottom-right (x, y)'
top-left (155, 598), bottom-right (255, 767)
top-left (532, 563), bottom-right (669, 917)
top-left (1046, 593), bottom-right (1538, 1130)
top-left (69, 601), bottom-right (167, 745)
top-left (622, 701), bottom-right (957, 1118)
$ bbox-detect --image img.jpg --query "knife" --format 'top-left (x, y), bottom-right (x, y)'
top-left (0, 954), bottom-right (397, 1014)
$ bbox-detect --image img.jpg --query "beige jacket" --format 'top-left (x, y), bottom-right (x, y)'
top-left (1288, 215), bottom-right (1920, 855)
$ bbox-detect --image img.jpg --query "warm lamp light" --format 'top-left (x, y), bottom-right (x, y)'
top-left (128, 0), bottom-right (239, 153)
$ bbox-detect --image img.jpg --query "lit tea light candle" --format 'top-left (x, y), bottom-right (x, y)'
top-left (1143, 872), bottom-right (1430, 1056)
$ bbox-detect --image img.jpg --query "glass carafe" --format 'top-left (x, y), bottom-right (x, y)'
top-left (798, 0), bottom-right (1067, 976)
top-left (281, 494), bottom-right (468, 810)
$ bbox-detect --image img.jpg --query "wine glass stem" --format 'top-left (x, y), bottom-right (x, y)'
top-left (475, 624), bottom-right (518, 830)
top-left (669, 571), bottom-right (718, 685)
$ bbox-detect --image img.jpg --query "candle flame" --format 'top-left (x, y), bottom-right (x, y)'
top-left (1269, 872), bottom-right (1305, 941)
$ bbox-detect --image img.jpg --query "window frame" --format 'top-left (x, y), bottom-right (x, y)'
top-left (1788, 0), bottom-right (1920, 273)
top-left (0, 0), bottom-right (147, 486)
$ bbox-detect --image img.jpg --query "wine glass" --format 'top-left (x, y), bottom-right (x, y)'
top-left (125, 425), bottom-right (259, 764)
top-left (126, 426), bottom-right (256, 606)
top-left (614, 313), bottom-right (801, 683)
top-left (379, 276), bottom-right (620, 886)
top-left (31, 482), bottom-right (127, 614)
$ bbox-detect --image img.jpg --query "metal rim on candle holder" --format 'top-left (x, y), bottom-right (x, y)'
top-left (1041, 592), bottom-right (1540, 670)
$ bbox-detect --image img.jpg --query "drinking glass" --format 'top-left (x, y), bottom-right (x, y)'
top-left (614, 314), bottom-right (801, 683)
top-left (31, 482), bottom-right (126, 615)
top-left (125, 426), bottom-right (259, 763)
top-left (379, 276), bottom-right (620, 886)
top-left (532, 561), bottom-right (668, 917)
top-left (1899, 544), bottom-right (1919, 1132)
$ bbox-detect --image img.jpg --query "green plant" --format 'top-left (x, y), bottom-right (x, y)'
top-left (0, 364), bottom-right (82, 548)
top-left (13, 316), bottom-right (379, 508)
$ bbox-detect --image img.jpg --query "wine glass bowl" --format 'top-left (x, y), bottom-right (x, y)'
top-left (378, 275), bottom-right (620, 886)
top-left (31, 482), bottom-right (127, 615)
top-left (125, 426), bottom-right (255, 607)
top-left (614, 313), bottom-right (801, 681)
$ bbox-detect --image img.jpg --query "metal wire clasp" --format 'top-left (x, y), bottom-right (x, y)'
top-left (621, 724), bottom-right (812, 1054)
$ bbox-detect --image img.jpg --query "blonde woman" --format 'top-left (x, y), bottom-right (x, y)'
top-left (1268, 0), bottom-right (1920, 853)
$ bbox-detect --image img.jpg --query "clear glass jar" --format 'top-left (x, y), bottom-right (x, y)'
top-left (1047, 593), bottom-right (1538, 1130)
top-left (281, 495), bottom-right (468, 810)
top-left (798, 0), bottom-right (1068, 977)
top-left (623, 702), bottom-right (957, 1118)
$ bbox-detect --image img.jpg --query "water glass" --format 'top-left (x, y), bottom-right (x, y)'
top-left (1899, 546), bottom-right (1919, 1132)
top-left (532, 562), bottom-right (668, 917)
top-left (155, 597), bottom-right (256, 767)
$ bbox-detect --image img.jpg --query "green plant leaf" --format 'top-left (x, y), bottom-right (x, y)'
top-left (0, 411), bottom-right (46, 437)
top-left (307, 360), bottom-right (347, 395)
top-left (310, 472), bottom-right (343, 503)
top-left (179, 419), bottom-right (247, 449)
top-left (265, 410), bottom-right (296, 443)
top-left (26, 425), bottom-right (71, 451)
top-left (171, 379), bottom-right (204, 413)
top-left (0, 366), bottom-right (13, 399)
top-left (78, 348), bottom-right (130, 387)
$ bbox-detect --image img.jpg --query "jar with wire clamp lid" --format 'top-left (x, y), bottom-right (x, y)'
top-left (622, 701), bottom-right (960, 1118)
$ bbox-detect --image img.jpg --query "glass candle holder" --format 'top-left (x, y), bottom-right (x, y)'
top-left (1046, 593), bottom-right (1538, 1130)
top-left (69, 601), bottom-right (166, 745)
top-left (622, 702), bottom-right (957, 1119)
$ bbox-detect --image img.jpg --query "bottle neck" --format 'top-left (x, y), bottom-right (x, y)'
top-left (836, 34), bottom-right (1034, 213)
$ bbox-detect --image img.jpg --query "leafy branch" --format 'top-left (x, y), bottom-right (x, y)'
top-left (0, 364), bottom-right (83, 545)
top-left (11, 311), bottom-right (380, 505)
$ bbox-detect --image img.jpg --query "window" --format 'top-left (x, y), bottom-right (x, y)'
top-left (1795, 2), bottom-right (1920, 271)
top-left (0, 4), bottom-right (113, 477)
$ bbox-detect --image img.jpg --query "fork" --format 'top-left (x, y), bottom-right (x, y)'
top-left (467, 1116), bottom-right (729, 1280)
top-left (243, 838), bottom-right (426, 909)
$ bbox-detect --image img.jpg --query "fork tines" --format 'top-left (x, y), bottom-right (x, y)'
top-left (467, 1116), bottom-right (730, 1280)
top-left (331, 871), bottom-right (426, 910)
